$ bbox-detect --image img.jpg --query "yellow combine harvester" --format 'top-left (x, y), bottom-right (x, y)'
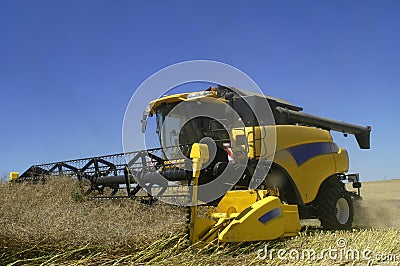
top-left (16, 86), bottom-right (371, 246)
top-left (141, 86), bottom-right (370, 245)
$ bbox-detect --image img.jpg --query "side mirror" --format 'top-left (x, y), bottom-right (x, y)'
top-left (346, 173), bottom-right (362, 189)
top-left (347, 173), bottom-right (359, 183)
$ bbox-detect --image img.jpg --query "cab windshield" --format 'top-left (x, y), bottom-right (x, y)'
top-left (154, 101), bottom-right (228, 149)
top-left (156, 103), bottom-right (200, 148)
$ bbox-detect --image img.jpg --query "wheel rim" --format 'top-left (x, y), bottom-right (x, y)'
top-left (335, 198), bottom-right (350, 224)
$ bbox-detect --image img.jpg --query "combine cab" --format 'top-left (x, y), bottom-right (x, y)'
top-left (16, 86), bottom-right (370, 245)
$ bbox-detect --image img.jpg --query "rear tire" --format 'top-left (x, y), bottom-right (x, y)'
top-left (317, 181), bottom-right (354, 230)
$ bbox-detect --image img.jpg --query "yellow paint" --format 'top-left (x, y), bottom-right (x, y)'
top-left (333, 148), bottom-right (349, 173)
top-left (148, 93), bottom-right (188, 114)
top-left (190, 143), bottom-right (209, 178)
top-left (191, 218), bottom-right (216, 245)
top-left (191, 191), bottom-right (300, 245)
top-left (9, 172), bottom-right (19, 182)
top-left (148, 90), bottom-right (219, 114)
top-left (232, 125), bottom-right (349, 203)
top-left (273, 126), bottom-right (345, 203)
top-left (189, 143), bottom-right (209, 244)
top-left (218, 196), bottom-right (300, 242)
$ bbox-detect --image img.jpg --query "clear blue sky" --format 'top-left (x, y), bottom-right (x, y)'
top-left (0, 1), bottom-right (399, 181)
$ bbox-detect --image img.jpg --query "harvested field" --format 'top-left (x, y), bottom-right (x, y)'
top-left (0, 178), bottom-right (399, 265)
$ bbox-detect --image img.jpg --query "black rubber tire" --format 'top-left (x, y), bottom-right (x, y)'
top-left (317, 182), bottom-right (354, 230)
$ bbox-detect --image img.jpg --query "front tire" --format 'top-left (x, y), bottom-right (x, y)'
top-left (317, 180), bottom-right (354, 230)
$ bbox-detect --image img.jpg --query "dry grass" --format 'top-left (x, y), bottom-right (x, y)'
top-left (0, 178), bottom-right (399, 265)
top-left (0, 178), bottom-right (186, 264)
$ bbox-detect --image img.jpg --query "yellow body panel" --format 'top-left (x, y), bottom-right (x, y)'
top-left (9, 172), bottom-right (19, 182)
top-left (148, 93), bottom-right (188, 114)
top-left (275, 125), bottom-right (333, 150)
top-left (148, 89), bottom-right (219, 114)
top-left (193, 190), bottom-right (300, 245)
top-left (232, 125), bottom-right (349, 204)
top-left (218, 195), bottom-right (300, 242)
top-left (333, 148), bottom-right (349, 173)
top-left (273, 150), bottom-right (336, 203)
top-left (274, 126), bottom-right (348, 203)
top-left (214, 190), bottom-right (259, 215)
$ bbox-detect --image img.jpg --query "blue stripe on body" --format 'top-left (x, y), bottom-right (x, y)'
top-left (288, 142), bottom-right (333, 166)
top-left (258, 207), bottom-right (282, 224)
